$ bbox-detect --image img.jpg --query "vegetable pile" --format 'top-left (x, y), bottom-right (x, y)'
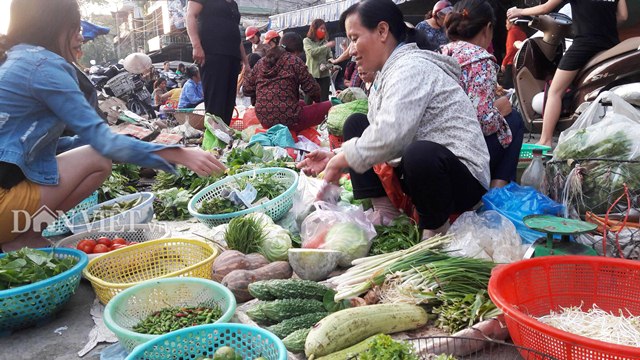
top-left (199, 173), bottom-right (288, 215)
top-left (132, 305), bottom-right (222, 335)
top-left (536, 304), bottom-right (640, 347)
top-left (369, 215), bottom-right (420, 256)
top-left (0, 248), bottom-right (77, 290)
top-left (88, 196), bottom-right (141, 223)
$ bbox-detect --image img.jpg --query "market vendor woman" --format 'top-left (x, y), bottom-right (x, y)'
top-left (0, 0), bottom-right (226, 250)
top-left (298, 0), bottom-right (490, 239)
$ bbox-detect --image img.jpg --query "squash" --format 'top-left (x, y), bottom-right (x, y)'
top-left (244, 253), bottom-right (270, 269)
top-left (221, 261), bottom-right (292, 303)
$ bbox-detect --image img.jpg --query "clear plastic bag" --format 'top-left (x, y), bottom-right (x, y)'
top-left (555, 92), bottom-right (640, 161)
top-left (300, 201), bottom-right (377, 267)
top-left (290, 173), bottom-right (325, 231)
top-left (445, 210), bottom-right (525, 263)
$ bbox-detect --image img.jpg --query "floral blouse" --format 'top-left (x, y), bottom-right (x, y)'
top-left (441, 41), bottom-right (512, 148)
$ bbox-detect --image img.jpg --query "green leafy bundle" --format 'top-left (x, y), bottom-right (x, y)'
top-left (433, 290), bottom-right (501, 333)
top-left (224, 216), bottom-right (267, 254)
top-left (359, 334), bottom-right (419, 360)
top-left (99, 164), bottom-right (140, 202)
top-left (369, 215), bottom-right (421, 255)
top-left (154, 188), bottom-right (193, 221)
top-left (0, 248), bottom-right (77, 290)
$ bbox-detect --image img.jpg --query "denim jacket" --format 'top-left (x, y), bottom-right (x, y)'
top-left (0, 44), bottom-right (175, 185)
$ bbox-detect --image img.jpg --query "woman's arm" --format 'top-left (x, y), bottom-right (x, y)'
top-left (242, 62), bottom-right (258, 97)
top-left (466, 58), bottom-right (506, 136)
top-left (186, 1), bottom-right (205, 66)
top-left (507, 0), bottom-right (563, 18)
top-left (617, 0), bottom-right (628, 23)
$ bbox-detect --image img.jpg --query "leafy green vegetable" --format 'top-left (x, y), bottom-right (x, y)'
top-left (200, 198), bottom-right (241, 215)
top-left (152, 167), bottom-right (221, 194)
top-left (369, 215), bottom-right (421, 256)
top-left (555, 129), bottom-right (632, 160)
top-left (224, 215), bottom-right (267, 254)
top-left (260, 224), bottom-right (292, 261)
top-left (359, 334), bottom-right (419, 360)
top-left (99, 164), bottom-right (140, 202)
top-left (433, 290), bottom-right (501, 333)
top-left (89, 196), bottom-right (141, 222)
top-left (154, 188), bottom-right (193, 221)
top-left (0, 248), bottom-right (77, 290)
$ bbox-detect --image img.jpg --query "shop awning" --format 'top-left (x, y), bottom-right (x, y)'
top-left (270, 0), bottom-right (414, 30)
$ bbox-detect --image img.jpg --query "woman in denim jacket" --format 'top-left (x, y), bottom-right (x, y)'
top-left (0, 0), bottom-right (225, 249)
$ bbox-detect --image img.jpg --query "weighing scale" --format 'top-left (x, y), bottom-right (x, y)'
top-left (523, 215), bottom-right (598, 258)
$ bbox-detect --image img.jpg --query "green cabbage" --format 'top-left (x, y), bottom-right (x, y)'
top-left (260, 224), bottom-right (292, 261)
top-left (323, 223), bottom-right (370, 267)
top-left (326, 100), bottom-right (368, 136)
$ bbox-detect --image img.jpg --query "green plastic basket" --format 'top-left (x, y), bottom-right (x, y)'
top-left (125, 323), bottom-right (286, 360)
top-left (42, 191), bottom-right (99, 237)
top-left (103, 277), bottom-right (236, 352)
top-left (188, 167), bottom-right (298, 228)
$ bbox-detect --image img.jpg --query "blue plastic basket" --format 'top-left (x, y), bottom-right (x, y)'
top-left (125, 323), bottom-right (286, 360)
top-left (188, 168), bottom-right (299, 227)
top-left (42, 191), bottom-right (99, 237)
top-left (0, 248), bottom-right (88, 335)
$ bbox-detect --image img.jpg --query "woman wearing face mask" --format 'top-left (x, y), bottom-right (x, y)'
top-left (303, 19), bottom-right (335, 101)
top-left (243, 33), bottom-right (332, 132)
top-left (0, 0), bottom-right (225, 250)
top-left (298, 0), bottom-right (490, 239)
top-left (416, 0), bottom-right (453, 50)
top-left (441, 0), bottom-right (524, 188)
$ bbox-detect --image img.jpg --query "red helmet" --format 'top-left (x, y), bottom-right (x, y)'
top-left (433, 0), bottom-right (453, 18)
top-left (263, 30), bottom-right (280, 44)
top-left (245, 26), bottom-right (259, 40)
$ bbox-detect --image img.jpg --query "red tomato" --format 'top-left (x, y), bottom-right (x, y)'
top-left (77, 239), bottom-right (96, 247)
top-left (112, 238), bottom-right (127, 245)
top-left (97, 237), bottom-right (112, 246)
top-left (77, 243), bottom-right (95, 254)
top-left (93, 244), bottom-right (109, 253)
top-left (111, 244), bottom-right (128, 251)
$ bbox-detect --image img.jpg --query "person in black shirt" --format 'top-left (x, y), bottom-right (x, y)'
top-left (508, 0), bottom-right (627, 147)
top-left (186, 0), bottom-right (249, 125)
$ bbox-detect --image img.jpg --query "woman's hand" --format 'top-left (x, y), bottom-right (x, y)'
top-left (495, 96), bottom-right (513, 117)
top-left (325, 40), bottom-right (336, 48)
top-left (506, 7), bottom-right (523, 19)
top-left (156, 147), bottom-right (226, 177)
top-left (323, 152), bottom-right (349, 185)
top-left (193, 45), bottom-right (205, 66)
top-left (296, 150), bottom-right (334, 176)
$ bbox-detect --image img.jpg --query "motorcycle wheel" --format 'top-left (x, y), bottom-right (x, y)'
top-left (126, 99), bottom-right (157, 119)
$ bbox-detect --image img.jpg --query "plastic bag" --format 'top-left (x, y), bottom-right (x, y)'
top-left (290, 173), bottom-right (325, 230)
top-left (445, 210), bottom-right (524, 263)
top-left (202, 113), bottom-right (232, 150)
top-left (555, 92), bottom-right (640, 161)
top-left (482, 183), bottom-right (564, 244)
top-left (300, 201), bottom-right (376, 266)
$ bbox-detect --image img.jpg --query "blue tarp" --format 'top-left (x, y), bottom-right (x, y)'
top-left (81, 20), bottom-right (110, 42)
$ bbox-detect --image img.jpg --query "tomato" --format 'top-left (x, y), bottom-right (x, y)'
top-left (111, 244), bottom-right (128, 251)
top-left (77, 243), bottom-right (95, 254)
top-left (93, 244), bottom-right (110, 253)
top-left (112, 238), bottom-right (127, 245)
top-left (97, 237), bottom-right (112, 246)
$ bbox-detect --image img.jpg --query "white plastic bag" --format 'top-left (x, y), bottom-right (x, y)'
top-left (445, 210), bottom-right (524, 263)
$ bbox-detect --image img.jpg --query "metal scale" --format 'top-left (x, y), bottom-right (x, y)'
top-left (523, 214), bottom-right (598, 258)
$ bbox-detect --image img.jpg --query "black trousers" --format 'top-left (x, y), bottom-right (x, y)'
top-left (485, 110), bottom-right (525, 182)
top-left (343, 113), bottom-right (487, 230)
top-left (200, 54), bottom-right (241, 125)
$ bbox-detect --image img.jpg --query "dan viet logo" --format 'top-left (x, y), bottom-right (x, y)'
top-left (12, 206), bottom-right (157, 234)
top-left (12, 206), bottom-right (66, 234)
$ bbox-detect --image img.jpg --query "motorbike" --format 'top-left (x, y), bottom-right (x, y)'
top-left (90, 65), bottom-right (156, 119)
top-left (511, 13), bottom-right (640, 133)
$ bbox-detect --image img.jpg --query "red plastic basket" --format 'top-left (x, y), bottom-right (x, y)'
top-left (329, 134), bottom-right (343, 150)
top-left (488, 256), bottom-right (640, 360)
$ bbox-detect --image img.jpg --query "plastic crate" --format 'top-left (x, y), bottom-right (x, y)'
top-left (104, 277), bottom-right (236, 352)
top-left (42, 191), bottom-right (99, 237)
top-left (0, 248), bottom-right (88, 335)
top-left (82, 238), bottom-right (218, 304)
top-left (125, 323), bottom-right (286, 360)
top-left (489, 256), bottom-right (640, 360)
top-left (188, 167), bottom-right (298, 228)
top-left (519, 143), bottom-right (552, 161)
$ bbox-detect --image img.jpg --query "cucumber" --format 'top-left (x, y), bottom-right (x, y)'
top-left (304, 304), bottom-right (428, 358)
top-left (282, 327), bottom-right (311, 353)
top-left (267, 312), bottom-right (328, 339)
top-left (247, 299), bottom-right (326, 323)
top-left (248, 279), bottom-right (331, 301)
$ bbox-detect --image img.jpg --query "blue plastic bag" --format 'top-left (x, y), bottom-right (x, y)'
top-left (249, 124), bottom-right (295, 148)
top-left (482, 183), bottom-right (564, 244)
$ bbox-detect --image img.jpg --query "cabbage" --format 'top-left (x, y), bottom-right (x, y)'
top-left (323, 223), bottom-right (371, 267)
top-left (247, 212), bottom-right (274, 228)
top-left (260, 224), bottom-right (292, 261)
top-left (326, 100), bottom-right (368, 136)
